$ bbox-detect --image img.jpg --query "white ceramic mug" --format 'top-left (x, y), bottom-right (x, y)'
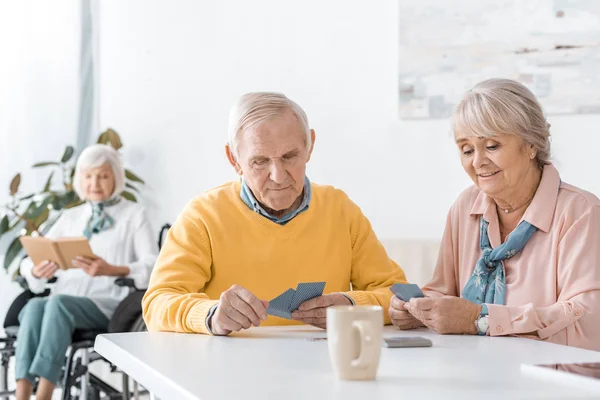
top-left (327, 305), bottom-right (383, 380)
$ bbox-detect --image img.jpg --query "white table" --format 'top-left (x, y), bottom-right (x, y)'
top-left (95, 326), bottom-right (600, 400)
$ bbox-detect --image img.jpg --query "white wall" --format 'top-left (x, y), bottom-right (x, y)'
top-left (0, 1), bottom-right (82, 330)
top-left (3, 0), bottom-right (600, 326)
top-left (97, 0), bottom-right (600, 241)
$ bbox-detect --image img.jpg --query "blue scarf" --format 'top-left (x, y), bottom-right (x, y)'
top-left (83, 197), bottom-right (120, 239)
top-left (462, 217), bottom-right (537, 305)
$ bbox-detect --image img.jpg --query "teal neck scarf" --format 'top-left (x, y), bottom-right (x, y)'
top-left (83, 196), bottom-right (121, 239)
top-left (462, 217), bottom-right (538, 305)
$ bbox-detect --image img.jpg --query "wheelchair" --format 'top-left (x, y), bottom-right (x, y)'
top-left (0, 223), bottom-right (171, 400)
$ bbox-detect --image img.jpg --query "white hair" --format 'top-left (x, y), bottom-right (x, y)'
top-left (227, 92), bottom-right (311, 157)
top-left (73, 144), bottom-right (126, 200)
top-left (452, 78), bottom-right (551, 167)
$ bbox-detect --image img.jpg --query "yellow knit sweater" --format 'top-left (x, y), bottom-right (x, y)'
top-left (142, 180), bottom-right (407, 334)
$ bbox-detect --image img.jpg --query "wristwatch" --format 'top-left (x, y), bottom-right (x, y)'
top-left (475, 304), bottom-right (489, 336)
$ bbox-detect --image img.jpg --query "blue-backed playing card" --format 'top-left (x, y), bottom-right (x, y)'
top-left (267, 282), bottom-right (326, 319)
top-left (390, 283), bottom-right (425, 302)
top-left (289, 282), bottom-right (326, 311)
top-left (267, 288), bottom-right (295, 319)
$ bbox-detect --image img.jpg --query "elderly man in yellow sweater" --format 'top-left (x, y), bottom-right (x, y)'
top-left (142, 92), bottom-right (407, 335)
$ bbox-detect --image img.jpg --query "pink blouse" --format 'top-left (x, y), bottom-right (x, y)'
top-left (423, 164), bottom-right (600, 350)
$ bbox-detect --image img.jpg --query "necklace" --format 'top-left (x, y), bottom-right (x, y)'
top-left (501, 195), bottom-right (535, 214)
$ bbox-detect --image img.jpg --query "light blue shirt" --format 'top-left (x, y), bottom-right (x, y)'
top-left (240, 176), bottom-right (312, 225)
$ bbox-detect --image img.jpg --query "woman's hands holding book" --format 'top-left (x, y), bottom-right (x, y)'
top-left (31, 260), bottom-right (58, 279)
top-left (73, 256), bottom-right (130, 277)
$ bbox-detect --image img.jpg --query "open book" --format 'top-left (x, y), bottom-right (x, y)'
top-left (19, 236), bottom-right (96, 270)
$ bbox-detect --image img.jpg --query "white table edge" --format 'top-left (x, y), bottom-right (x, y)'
top-left (95, 334), bottom-right (199, 400)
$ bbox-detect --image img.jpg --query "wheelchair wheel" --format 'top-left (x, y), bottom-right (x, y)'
top-left (63, 385), bottom-right (100, 400)
top-left (130, 314), bottom-right (147, 332)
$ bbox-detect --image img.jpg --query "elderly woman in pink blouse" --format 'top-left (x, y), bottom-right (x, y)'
top-left (390, 78), bottom-right (600, 350)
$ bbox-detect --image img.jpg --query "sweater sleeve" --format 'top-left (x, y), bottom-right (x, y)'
top-left (341, 194), bottom-right (408, 324)
top-left (142, 202), bottom-right (218, 334)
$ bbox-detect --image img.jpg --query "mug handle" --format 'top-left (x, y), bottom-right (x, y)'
top-left (350, 320), bottom-right (377, 368)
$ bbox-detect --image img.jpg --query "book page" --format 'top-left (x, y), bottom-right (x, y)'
top-left (19, 236), bottom-right (64, 268)
top-left (55, 237), bottom-right (96, 269)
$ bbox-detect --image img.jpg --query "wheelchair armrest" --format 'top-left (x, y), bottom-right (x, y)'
top-left (114, 278), bottom-right (137, 290)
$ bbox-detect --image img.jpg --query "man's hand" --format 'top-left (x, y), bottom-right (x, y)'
top-left (73, 256), bottom-right (128, 277)
top-left (405, 296), bottom-right (481, 335)
top-left (211, 285), bottom-right (269, 336)
top-left (31, 260), bottom-right (58, 279)
top-left (389, 295), bottom-right (425, 330)
top-left (290, 293), bottom-right (352, 329)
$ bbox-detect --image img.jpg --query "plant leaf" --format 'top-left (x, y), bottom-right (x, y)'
top-left (0, 215), bottom-right (9, 236)
top-left (125, 169), bottom-right (145, 184)
top-left (23, 197), bottom-right (53, 220)
top-left (10, 174), bottom-right (21, 195)
top-left (125, 182), bottom-right (139, 192)
top-left (43, 171), bottom-right (54, 192)
top-left (61, 146), bottom-right (75, 163)
top-left (52, 191), bottom-right (78, 210)
top-left (64, 199), bottom-right (85, 209)
top-left (4, 237), bottom-right (23, 271)
top-left (97, 130), bottom-right (107, 144)
top-left (107, 128), bottom-right (123, 150)
top-left (65, 167), bottom-right (75, 191)
top-left (18, 193), bottom-right (35, 201)
top-left (32, 161), bottom-right (59, 168)
top-left (8, 218), bottom-right (23, 230)
top-left (30, 207), bottom-right (49, 230)
top-left (98, 128), bottom-right (123, 150)
top-left (121, 190), bottom-right (137, 202)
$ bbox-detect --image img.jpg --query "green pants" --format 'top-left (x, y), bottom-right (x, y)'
top-left (15, 294), bottom-right (108, 384)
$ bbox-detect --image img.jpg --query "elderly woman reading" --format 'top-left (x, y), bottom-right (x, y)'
top-left (15, 144), bottom-right (157, 400)
top-left (390, 78), bottom-right (600, 351)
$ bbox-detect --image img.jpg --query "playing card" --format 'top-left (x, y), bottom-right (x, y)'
top-left (267, 308), bottom-right (292, 319)
top-left (390, 283), bottom-right (425, 302)
top-left (266, 288), bottom-right (295, 317)
top-left (266, 282), bottom-right (326, 319)
top-left (289, 282), bottom-right (326, 312)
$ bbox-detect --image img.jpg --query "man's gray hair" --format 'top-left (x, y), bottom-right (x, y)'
top-left (452, 78), bottom-right (551, 167)
top-left (227, 92), bottom-right (311, 157)
top-left (73, 144), bottom-right (126, 200)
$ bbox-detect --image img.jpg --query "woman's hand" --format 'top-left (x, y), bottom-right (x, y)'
top-left (405, 296), bottom-right (481, 335)
top-left (73, 256), bottom-right (129, 277)
top-left (31, 260), bottom-right (58, 279)
top-left (389, 295), bottom-right (425, 330)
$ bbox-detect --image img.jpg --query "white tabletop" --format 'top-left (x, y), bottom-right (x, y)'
top-left (95, 326), bottom-right (600, 400)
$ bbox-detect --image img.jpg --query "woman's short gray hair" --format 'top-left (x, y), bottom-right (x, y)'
top-left (452, 78), bottom-right (551, 167)
top-left (73, 144), bottom-right (125, 200)
top-left (228, 92), bottom-right (311, 157)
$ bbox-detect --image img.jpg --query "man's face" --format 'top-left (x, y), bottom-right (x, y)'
top-left (228, 111), bottom-right (315, 215)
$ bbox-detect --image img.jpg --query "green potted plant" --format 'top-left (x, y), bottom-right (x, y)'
top-left (0, 128), bottom-right (145, 279)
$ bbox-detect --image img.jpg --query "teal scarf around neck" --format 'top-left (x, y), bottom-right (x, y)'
top-left (83, 196), bottom-right (121, 239)
top-left (462, 217), bottom-right (538, 305)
